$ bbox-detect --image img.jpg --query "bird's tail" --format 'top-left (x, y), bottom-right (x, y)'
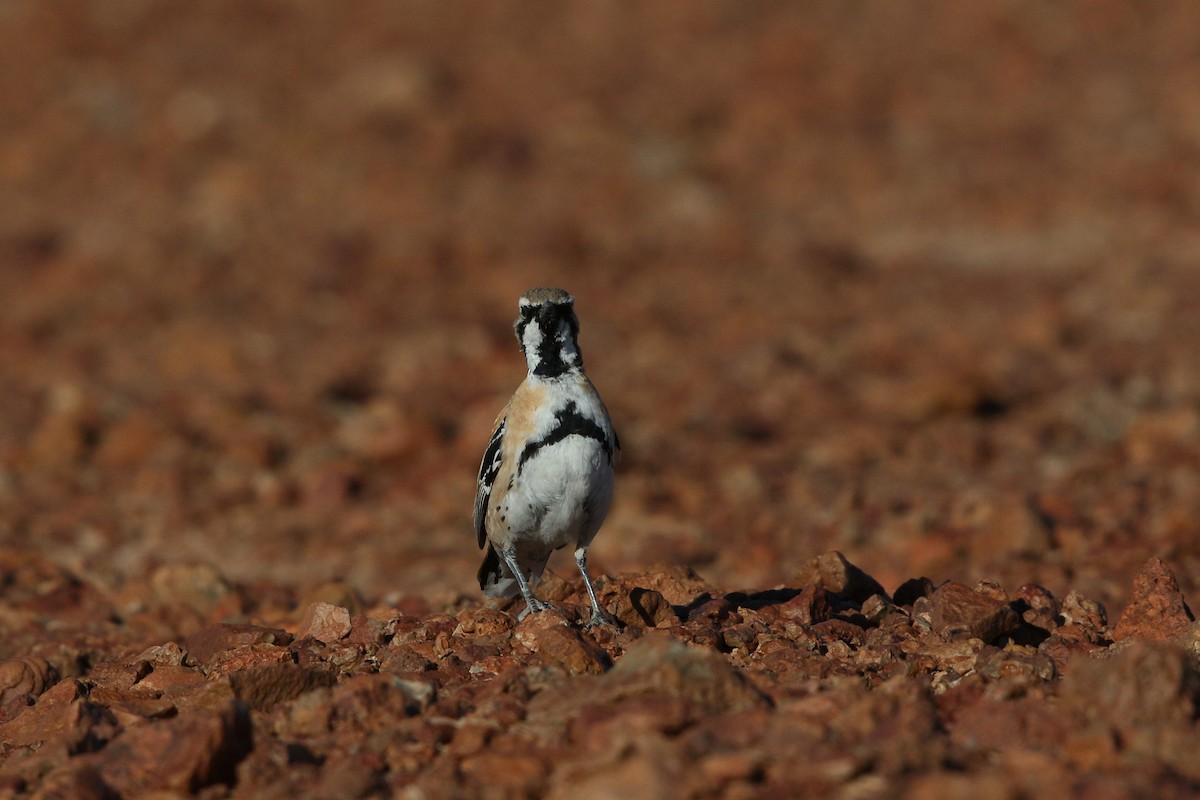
top-left (478, 543), bottom-right (549, 599)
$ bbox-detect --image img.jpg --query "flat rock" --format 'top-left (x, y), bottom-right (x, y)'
top-left (0, 678), bottom-right (109, 751)
top-left (91, 700), bottom-right (252, 794)
top-left (297, 601), bottom-right (353, 644)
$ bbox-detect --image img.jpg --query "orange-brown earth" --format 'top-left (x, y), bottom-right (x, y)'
top-left (3, 2), bottom-right (1200, 797)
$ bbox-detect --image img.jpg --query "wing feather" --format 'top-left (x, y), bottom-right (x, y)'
top-left (473, 406), bottom-right (508, 548)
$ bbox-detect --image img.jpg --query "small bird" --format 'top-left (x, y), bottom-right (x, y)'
top-left (474, 288), bottom-right (619, 626)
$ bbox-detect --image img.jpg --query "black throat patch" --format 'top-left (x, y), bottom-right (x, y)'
top-left (517, 401), bottom-right (612, 473)
top-left (516, 303), bottom-right (582, 378)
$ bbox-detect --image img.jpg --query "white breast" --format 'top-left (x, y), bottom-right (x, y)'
top-left (502, 435), bottom-right (614, 549)
top-left (497, 376), bottom-right (616, 551)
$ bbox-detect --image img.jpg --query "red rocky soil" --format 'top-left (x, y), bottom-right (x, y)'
top-left (4, 2), bottom-right (1200, 798)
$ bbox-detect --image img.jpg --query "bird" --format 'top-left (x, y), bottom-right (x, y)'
top-left (474, 287), bottom-right (619, 627)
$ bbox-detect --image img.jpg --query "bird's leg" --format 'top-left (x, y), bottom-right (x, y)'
top-left (575, 546), bottom-right (616, 628)
top-left (500, 545), bottom-right (555, 618)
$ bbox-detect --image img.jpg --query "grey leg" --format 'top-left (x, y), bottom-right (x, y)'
top-left (575, 546), bottom-right (616, 628)
top-left (500, 545), bottom-right (555, 617)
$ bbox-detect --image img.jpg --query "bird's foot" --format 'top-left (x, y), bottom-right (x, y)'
top-left (583, 608), bottom-right (618, 629)
top-left (517, 598), bottom-right (559, 621)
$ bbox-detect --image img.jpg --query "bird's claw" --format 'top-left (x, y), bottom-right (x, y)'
top-left (584, 609), bottom-right (618, 629)
top-left (517, 599), bottom-right (559, 621)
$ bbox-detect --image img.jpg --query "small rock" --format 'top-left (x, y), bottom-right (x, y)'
top-left (618, 563), bottom-right (717, 606)
top-left (0, 657), bottom-right (57, 705)
top-left (930, 582), bottom-right (1019, 643)
top-left (790, 551), bottom-right (887, 605)
top-left (976, 649), bottom-right (1056, 685)
top-left (186, 623), bottom-right (293, 665)
top-left (297, 602), bottom-right (353, 644)
top-left (1057, 591), bottom-right (1109, 644)
top-left (134, 642), bottom-right (187, 667)
top-left (1112, 557), bottom-right (1194, 643)
top-left (601, 584), bottom-right (678, 628)
top-left (454, 607), bottom-right (516, 637)
top-left (514, 613), bottom-right (608, 675)
top-left (779, 584), bottom-right (832, 624)
top-left (861, 593), bottom-right (899, 624)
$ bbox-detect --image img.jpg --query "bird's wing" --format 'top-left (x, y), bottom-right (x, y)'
top-left (474, 406), bottom-right (509, 549)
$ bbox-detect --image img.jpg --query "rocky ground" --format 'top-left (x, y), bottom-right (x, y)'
top-left (4, 2), bottom-right (1200, 798)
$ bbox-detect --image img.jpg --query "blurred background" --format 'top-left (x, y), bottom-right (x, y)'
top-left (2, 1), bottom-right (1199, 613)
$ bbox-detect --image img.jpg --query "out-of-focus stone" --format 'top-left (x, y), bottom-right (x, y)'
top-left (457, 751), bottom-right (547, 796)
top-left (26, 386), bottom-right (99, 468)
top-left (930, 582), bottom-right (1019, 643)
top-left (335, 398), bottom-right (431, 463)
top-left (93, 700), bottom-right (252, 794)
top-left (229, 662), bottom-right (338, 711)
top-left (903, 769), bottom-right (1023, 800)
top-left (0, 657), bottom-right (57, 705)
top-left (524, 633), bottom-right (768, 745)
top-left (602, 634), bottom-right (768, 714)
top-left (150, 563), bottom-right (232, 616)
top-left (1112, 557), bottom-right (1194, 643)
top-left (297, 602), bottom-right (353, 644)
top-left (93, 410), bottom-right (165, 469)
top-left (279, 672), bottom-right (434, 741)
top-left (570, 693), bottom-right (693, 753)
top-left (1061, 641), bottom-right (1200, 729)
top-left (27, 764), bottom-right (112, 800)
top-left (790, 551), bottom-right (886, 604)
top-left (299, 580), bottom-right (367, 616)
top-left (545, 735), bottom-right (683, 800)
top-left (967, 495), bottom-right (1053, 562)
